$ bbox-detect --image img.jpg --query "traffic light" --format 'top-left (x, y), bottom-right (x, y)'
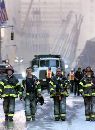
top-left (11, 32), bottom-right (14, 40)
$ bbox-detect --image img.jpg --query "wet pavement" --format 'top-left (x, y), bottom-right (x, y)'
top-left (0, 91), bottom-right (95, 130)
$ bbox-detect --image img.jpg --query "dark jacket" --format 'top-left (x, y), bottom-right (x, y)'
top-left (75, 71), bottom-right (83, 82)
top-left (0, 75), bottom-right (21, 98)
top-left (79, 76), bottom-right (95, 96)
top-left (22, 75), bottom-right (41, 97)
top-left (50, 75), bottom-right (70, 97)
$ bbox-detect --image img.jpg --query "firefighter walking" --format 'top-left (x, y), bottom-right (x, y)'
top-left (79, 66), bottom-right (95, 121)
top-left (22, 67), bottom-right (44, 121)
top-left (50, 68), bottom-right (69, 121)
top-left (74, 67), bottom-right (83, 96)
top-left (0, 66), bottom-right (22, 121)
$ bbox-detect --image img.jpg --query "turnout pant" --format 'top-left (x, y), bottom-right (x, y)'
top-left (54, 96), bottom-right (66, 119)
top-left (84, 96), bottom-right (95, 120)
top-left (74, 81), bottom-right (80, 96)
top-left (91, 96), bottom-right (95, 120)
top-left (25, 95), bottom-right (37, 120)
top-left (3, 97), bottom-right (15, 120)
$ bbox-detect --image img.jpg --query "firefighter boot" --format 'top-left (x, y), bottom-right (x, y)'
top-left (60, 116), bottom-right (66, 121)
top-left (86, 115), bottom-right (90, 121)
top-left (54, 115), bottom-right (60, 121)
top-left (32, 115), bottom-right (35, 121)
top-left (26, 115), bottom-right (31, 121)
top-left (90, 114), bottom-right (95, 121)
top-left (8, 117), bottom-right (13, 122)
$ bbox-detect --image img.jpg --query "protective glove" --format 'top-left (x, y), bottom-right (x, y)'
top-left (20, 97), bottom-right (23, 101)
top-left (37, 95), bottom-right (44, 105)
top-left (19, 96), bottom-right (23, 101)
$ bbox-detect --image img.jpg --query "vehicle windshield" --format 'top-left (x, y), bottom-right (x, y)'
top-left (40, 59), bottom-right (60, 67)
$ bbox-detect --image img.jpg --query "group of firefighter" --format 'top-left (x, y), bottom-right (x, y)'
top-left (0, 65), bottom-right (95, 123)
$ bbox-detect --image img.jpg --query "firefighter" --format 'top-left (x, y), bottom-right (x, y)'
top-left (0, 66), bottom-right (22, 121)
top-left (45, 67), bottom-right (54, 93)
top-left (91, 76), bottom-right (95, 121)
top-left (74, 67), bottom-right (83, 96)
top-left (22, 67), bottom-right (44, 121)
top-left (79, 66), bottom-right (95, 121)
top-left (50, 68), bottom-right (70, 121)
top-left (68, 69), bottom-right (75, 93)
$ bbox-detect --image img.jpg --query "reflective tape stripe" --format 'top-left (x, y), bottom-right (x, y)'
top-left (2, 94), bottom-right (9, 97)
top-left (84, 84), bottom-right (92, 88)
top-left (2, 94), bottom-right (17, 97)
top-left (50, 94), bottom-right (55, 97)
top-left (26, 116), bottom-right (31, 118)
top-left (54, 115), bottom-right (59, 118)
top-left (16, 83), bottom-right (20, 86)
top-left (0, 82), bottom-right (4, 86)
top-left (53, 85), bottom-right (56, 88)
top-left (50, 82), bottom-right (56, 88)
top-left (38, 89), bottom-right (41, 93)
top-left (91, 115), bottom-right (95, 118)
top-left (19, 92), bottom-right (22, 94)
top-left (84, 94), bottom-right (90, 96)
top-left (19, 92), bottom-right (22, 96)
top-left (61, 92), bottom-right (65, 94)
top-left (49, 81), bottom-right (54, 86)
top-left (92, 93), bottom-right (95, 96)
top-left (4, 85), bottom-right (14, 89)
top-left (60, 114), bottom-right (66, 117)
top-left (86, 115), bottom-right (90, 118)
top-left (79, 82), bottom-right (83, 86)
top-left (79, 89), bottom-right (83, 92)
top-left (8, 114), bottom-right (14, 117)
top-left (50, 88), bottom-right (54, 91)
top-left (0, 89), bottom-right (2, 92)
top-left (61, 92), bottom-right (68, 96)
top-left (9, 94), bottom-right (17, 97)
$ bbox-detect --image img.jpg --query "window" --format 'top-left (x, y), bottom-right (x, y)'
top-left (40, 59), bottom-right (60, 67)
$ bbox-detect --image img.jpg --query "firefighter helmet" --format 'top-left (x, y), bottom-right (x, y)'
top-left (6, 65), bottom-right (14, 73)
top-left (85, 66), bottom-right (92, 72)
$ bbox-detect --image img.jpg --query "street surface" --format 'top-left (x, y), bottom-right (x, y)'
top-left (0, 90), bottom-right (95, 130)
